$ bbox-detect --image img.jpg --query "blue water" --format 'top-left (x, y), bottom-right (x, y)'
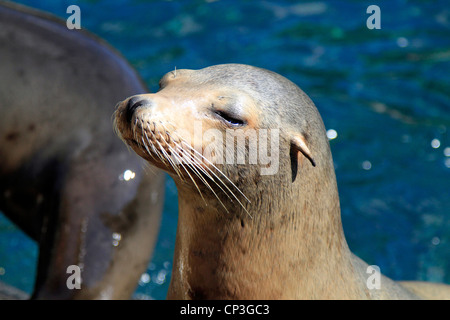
top-left (1, 0), bottom-right (449, 299)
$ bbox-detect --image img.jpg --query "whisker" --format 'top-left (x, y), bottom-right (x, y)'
top-left (158, 122), bottom-right (232, 211)
top-left (164, 144), bottom-right (188, 182)
top-left (133, 117), bottom-right (140, 141)
top-left (182, 154), bottom-right (228, 212)
top-left (141, 132), bottom-right (158, 163)
top-left (141, 120), bottom-right (167, 165)
top-left (132, 119), bottom-right (252, 218)
top-left (176, 138), bottom-right (252, 218)
top-left (181, 141), bottom-right (250, 202)
top-left (171, 142), bottom-right (230, 212)
top-left (174, 143), bottom-right (231, 198)
top-left (176, 157), bottom-right (208, 206)
top-left (157, 132), bottom-right (186, 182)
top-left (147, 125), bottom-right (207, 205)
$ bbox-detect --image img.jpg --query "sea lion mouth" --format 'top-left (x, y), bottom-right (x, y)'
top-left (125, 119), bottom-right (186, 165)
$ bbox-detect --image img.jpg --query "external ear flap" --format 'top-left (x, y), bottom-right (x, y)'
top-left (290, 134), bottom-right (316, 183)
top-left (291, 135), bottom-right (316, 167)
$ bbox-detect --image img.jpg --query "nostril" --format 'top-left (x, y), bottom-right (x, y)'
top-left (126, 96), bottom-right (151, 123)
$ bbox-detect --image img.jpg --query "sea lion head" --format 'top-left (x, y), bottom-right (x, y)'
top-left (114, 64), bottom-right (334, 216)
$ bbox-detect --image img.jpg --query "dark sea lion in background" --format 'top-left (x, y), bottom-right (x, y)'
top-left (114, 64), bottom-right (450, 299)
top-left (0, 1), bottom-right (165, 299)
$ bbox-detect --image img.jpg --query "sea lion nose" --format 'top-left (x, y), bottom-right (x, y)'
top-left (126, 96), bottom-right (152, 123)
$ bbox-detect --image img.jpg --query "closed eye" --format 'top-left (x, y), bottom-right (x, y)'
top-left (214, 110), bottom-right (246, 127)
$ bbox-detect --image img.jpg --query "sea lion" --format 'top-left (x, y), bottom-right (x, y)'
top-left (114, 64), bottom-right (450, 299)
top-left (0, 2), bottom-right (164, 299)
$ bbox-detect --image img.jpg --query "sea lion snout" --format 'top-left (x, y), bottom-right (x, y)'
top-left (125, 95), bottom-right (153, 123)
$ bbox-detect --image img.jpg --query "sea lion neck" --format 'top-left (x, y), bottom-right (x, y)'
top-left (168, 168), bottom-right (364, 299)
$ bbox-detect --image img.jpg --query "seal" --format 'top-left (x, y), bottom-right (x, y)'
top-left (0, 2), bottom-right (165, 299)
top-left (114, 64), bottom-right (450, 299)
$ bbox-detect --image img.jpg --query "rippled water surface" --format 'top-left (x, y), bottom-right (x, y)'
top-left (1, 0), bottom-right (449, 299)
